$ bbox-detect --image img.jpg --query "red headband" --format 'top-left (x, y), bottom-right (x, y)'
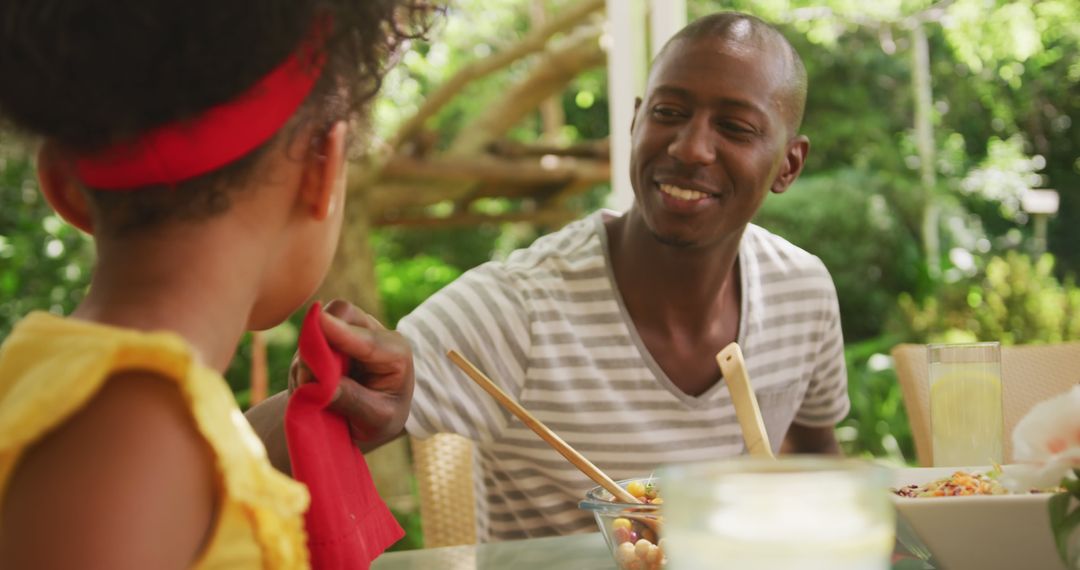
top-left (75, 29), bottom-right (327, 190)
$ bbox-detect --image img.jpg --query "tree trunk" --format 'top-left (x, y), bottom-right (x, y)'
top-left (319, 165), bottom-right (382, 315)
top-left (912, 23), bottom-right (940, 279)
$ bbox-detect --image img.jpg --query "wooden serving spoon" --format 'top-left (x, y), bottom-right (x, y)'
top-left (716, 342), bottom-right (776, 459)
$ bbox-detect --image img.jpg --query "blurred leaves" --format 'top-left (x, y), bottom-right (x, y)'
top-left (376, 253), bottom-right (462, 328)
top-left (757, 167), bottom-right (925, 342)
top-left (0, 139), bottom-right (93, 340)
top-left (838, 336), bottom-right (912, 462)
top-left (895, 252), bottom-right (1080, 346)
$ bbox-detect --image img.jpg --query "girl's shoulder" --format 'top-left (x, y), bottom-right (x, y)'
top-left (0, 312), bottom-right (310, 569)
top-left (0, 312), bottom-right (206, 448)
top-left (0, 369), bottom-right (219, 568)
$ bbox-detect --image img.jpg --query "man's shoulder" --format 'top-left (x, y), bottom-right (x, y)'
top-left (744, 224), bottom-right (831, 281)
top-left (501, 213), bottom-right (603, 272)
top-left (399, 213), bottom-right (605, 326)
top-left (453, 213), bottom-right (604, 288)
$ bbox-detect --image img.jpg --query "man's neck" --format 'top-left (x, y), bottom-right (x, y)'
top-left (604, 210), bottom-right (743, 336)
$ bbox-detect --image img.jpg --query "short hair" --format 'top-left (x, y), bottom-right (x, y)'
top-left (0, 1), bottom-right (436, 235)
top-left (656, 12), bottom-right (808, 133)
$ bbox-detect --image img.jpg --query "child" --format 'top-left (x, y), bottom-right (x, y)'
top-left (0, 1), bottom-right (428, 567)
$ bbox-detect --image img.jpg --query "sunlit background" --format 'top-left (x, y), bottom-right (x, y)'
top-left (2, 0), bottom-right (1077, 549)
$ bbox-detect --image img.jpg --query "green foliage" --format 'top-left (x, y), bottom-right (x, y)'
top-left (0, 141), bottom-right (93, 341)
top-left (3, 1), bottom-right (1080, 538)
top-left (838, 335), bottom-right (913, 463)
top-left (894, 252), bottom-right (1080, 345)
top-left (376, 253), bottom-right (462, 328)
top-left (387, 507), bottom-right (424, 551)
top-left (756, 168), bottom-right (924, 342)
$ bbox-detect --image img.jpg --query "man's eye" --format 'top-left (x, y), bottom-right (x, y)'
top-left (651, 106), bottom-right (683, 119)
top-left (719, 121), bottom-right (753, 134)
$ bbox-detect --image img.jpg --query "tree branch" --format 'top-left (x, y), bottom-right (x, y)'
top-left (488, 138), bottom-right (610, 159)
top-left (366, 154), bottom-right (609, 215)
top-left (388, 0), bottom-right (604, 151)
top-left (448, 26), bottom-right (606, 155)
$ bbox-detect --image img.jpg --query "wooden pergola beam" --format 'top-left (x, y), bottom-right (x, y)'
top-left (366, 154), bottom-right (609, 216)
top-left (378, 154), bottom-right (609, 186)
top-left (488, 138), bottom-right (610, 159)
top-left (373, 208), bottom-right (579, 229)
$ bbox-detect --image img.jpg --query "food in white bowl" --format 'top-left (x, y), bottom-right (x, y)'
top-left (892, 466), bottom-right (1068, 570)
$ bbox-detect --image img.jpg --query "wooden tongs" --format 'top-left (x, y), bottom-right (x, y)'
top-left (446, 350), bottom-right (641, 504)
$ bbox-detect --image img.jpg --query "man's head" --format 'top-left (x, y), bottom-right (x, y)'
top-left (628, 12), bottom-right (810, 249)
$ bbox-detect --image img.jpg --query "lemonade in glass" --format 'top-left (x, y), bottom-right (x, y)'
top-left (927, 342), bottom-right (1003, 467)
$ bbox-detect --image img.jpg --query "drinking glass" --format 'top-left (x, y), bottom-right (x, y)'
top-left (927, 342), bottom-right (1004, 467)
top-left (658, 457), bottom-right (894, 570)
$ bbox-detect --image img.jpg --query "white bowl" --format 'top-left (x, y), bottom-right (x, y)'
top-left (892, 466), bottom-right (1066, 570)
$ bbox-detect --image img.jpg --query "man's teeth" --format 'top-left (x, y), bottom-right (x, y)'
top-left (659, 184), bottom-right (708, 201)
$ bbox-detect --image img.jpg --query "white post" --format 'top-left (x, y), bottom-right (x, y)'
top-left (605, 0), bottom-right (686, 213)
top-left (604, 0), bottom-right (646, 213)
top-left (648, 0), bottom-right (686, 57)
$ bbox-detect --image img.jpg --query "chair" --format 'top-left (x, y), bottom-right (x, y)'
top-left (409, 433), bottom-right (478, 547)
top-left (892, 342), bottom-right (1080, 466)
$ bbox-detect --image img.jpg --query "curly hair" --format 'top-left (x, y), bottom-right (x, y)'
top-left (0, 1), bottom-right (435, 234)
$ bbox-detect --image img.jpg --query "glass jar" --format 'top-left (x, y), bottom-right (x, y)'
top-left (658, 457), bottom-right (894, 570)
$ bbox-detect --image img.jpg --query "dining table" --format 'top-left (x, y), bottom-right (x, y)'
top-left (371, 531), bottom-right (939, 570)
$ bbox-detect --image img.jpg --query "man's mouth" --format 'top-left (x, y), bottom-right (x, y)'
top-left (658, 183), bottom-right (712, 201)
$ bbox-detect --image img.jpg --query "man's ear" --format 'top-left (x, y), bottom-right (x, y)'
top-left (37, 142), bottom-right (94, 234)
top-left (771, 135), bottom-right (810, 195)
top-left (300, 121), bottom-right (348, 220)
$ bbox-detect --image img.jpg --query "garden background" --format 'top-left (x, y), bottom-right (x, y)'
top-left (2, 0), bottom-right (1078, 550)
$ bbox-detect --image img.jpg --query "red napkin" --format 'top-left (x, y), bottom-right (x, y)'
top-left (285, 302), bottom-right (404, 569)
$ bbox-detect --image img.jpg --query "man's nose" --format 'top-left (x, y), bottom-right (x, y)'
top-left (667, 116), bottom-right (715, 165)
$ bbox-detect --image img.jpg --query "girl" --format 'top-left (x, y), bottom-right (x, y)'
top-left (0, 1), bottom-right (428, 567)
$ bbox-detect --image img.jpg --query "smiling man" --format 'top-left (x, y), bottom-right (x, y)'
top-left (392, 12), bottom-right (848, 540)
top-left (250, 11), bottom-right (850, 543)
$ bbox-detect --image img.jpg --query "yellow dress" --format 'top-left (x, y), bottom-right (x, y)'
top-left (0, 312), bottom-right (310, 569)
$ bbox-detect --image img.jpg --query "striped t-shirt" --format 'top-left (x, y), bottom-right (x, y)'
top-left (399, 210), bottom-right (849, 541)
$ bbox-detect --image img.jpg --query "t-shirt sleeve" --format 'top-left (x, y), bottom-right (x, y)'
top-left (793, 268), bottom-right (851, 427)
top-left (398, 263), bottom-right (531, 444)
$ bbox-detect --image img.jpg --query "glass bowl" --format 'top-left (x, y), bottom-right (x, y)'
top-left (578, 478), bottom-right (665, 570)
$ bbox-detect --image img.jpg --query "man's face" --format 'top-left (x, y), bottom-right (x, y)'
top-left (629, 34), bottom-right (802, 249)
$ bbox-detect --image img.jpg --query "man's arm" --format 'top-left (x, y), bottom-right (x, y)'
top-left (246, 392), bottom-right (407, 475)
top-left (245, 300), bottom-right (414, 476)
top-left (781, 422), bottom-right (842, 455)
top-left (245, 391), bottom-right (293, 474)
top-left (785, 263), bottom-right (849, 455)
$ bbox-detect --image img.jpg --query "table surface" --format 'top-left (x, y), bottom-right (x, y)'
top-left (373, 533), bottom-right (614, 570)
top-left (372, 532), bottom-right (937, 570)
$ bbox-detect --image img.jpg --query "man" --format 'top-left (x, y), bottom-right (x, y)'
top-left (250, 10), bottom-right (849, 543)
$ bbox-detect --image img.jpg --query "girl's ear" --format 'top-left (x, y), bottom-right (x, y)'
top-left (37, 142), bottom-right (94, 234)
top-left (301, 121), bottom-right (348, 221)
